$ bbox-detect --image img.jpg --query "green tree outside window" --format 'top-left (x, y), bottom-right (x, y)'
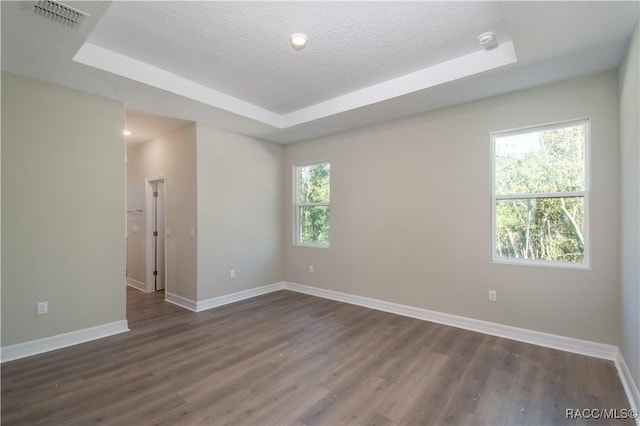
top-left (295, 162), bottom-right (330, 246)
top-left (493, 121), bottom-right (588, 264)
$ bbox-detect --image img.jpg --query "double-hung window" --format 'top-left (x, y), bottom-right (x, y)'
top-left (294, 162), bottom-right (330, 247)
top-left (491, 119), bottom-right (589, 267)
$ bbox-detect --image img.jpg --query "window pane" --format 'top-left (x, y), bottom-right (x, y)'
top-left (495, 123), bottom-right (585, 195)
top-left (495, 197), bottom-right (584, 262)
top-left (299, 206), bottom-right (330, 244)
top-left (298, 163), bottom-right (330, 204)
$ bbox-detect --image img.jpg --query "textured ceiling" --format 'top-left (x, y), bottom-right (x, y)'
top-left (87, 2), bottom-right (510, 114)
top-left (1, 1), bottom-right (639, 143)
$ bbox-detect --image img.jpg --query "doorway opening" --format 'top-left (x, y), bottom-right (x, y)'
top-left (146, 178), bottom-right (166, 292)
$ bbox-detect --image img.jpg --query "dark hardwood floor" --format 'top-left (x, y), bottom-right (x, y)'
top-left (1, 287), bottom-right (634, 425)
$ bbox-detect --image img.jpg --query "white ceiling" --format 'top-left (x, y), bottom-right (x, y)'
top-left (87, 1), bottom-right (511, 114)
top-left (1, 1), bottom-right (639, 144)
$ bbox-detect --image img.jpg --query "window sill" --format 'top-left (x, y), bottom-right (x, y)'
top-left (491, 257), bottom-right (590, 270)
top-left (294, 243), bottom-right (330, 249)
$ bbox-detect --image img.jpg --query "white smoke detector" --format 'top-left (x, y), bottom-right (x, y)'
top-left (289, 33), bottom-right (309, 51)
top-left (477, 32), bottom-right (498, 50)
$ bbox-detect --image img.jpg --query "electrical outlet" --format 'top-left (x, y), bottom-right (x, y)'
top-left (488, 290), bottom-right (497, 302)
top-left (37, 301), bottom-right (48, 315)
top-left (309, 265), bottom-right (314, 273)
top-left (230, 270), bottom-right (235, 279)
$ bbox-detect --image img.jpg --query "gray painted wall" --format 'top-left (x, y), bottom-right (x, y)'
top-left (284, 70), bottom-right (621, 345)
top-left (1, 72), bottom-right (126, 346)
top-left (126, 124), bottom-right (198, 300)
top-left (196, 124), bottom-right (284, 300)
top-left (619, 22), bottom-right (640, 388)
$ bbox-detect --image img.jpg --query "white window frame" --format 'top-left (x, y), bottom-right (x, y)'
top-left (490, 118), bottom-right (590, 269)
top-left (293, 161), bottom-right (330, 248)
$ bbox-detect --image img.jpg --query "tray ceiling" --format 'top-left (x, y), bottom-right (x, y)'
top-left (1, 1), bottom-right (638, 143)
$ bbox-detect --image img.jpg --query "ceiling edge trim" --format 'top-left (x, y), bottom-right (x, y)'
top-left (282, 41), bottom-right (518, 126)
top-left (73, 41), bottom-right (517, 129)
top-left (73, 43), bottom-right (284, 127)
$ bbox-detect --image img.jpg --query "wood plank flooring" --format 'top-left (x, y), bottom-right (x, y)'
top-left (1, 287), bottom-right (634, 425)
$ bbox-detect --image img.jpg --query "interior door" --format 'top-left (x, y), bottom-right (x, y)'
top-left (150, 180), bottom-right (166, 291)
top-left (155, 181), bottom-right (166, 291)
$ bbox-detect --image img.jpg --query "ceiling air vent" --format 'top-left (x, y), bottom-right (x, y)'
top-left (33, 0), bottom-right (88, 28)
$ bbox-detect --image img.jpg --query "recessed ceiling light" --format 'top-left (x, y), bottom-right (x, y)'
top-left (123, 130), bottom-right (132, 136)
top-left (478, 32), bottom-right (498, 50)
top-left (289, 33), bottom-right (308, 51)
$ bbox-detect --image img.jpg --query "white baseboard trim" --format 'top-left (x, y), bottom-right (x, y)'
top-left (126, 277), bottom-right (146, 292)
top-left (283, 282), bottom-right (640, 415)
top-left (0, 320), bottom-right (129, 363)
top-left (5, 280), bottom-right (635, 413)
top-left (164, 281), bottom-right (614, 362)
top-left (283, 282), bottom-right (617, 360)
top-left (165, 283), bottom-right (286, 313)
top-left (196, 282), bottom-right (286, 312)
top-left (165, 292), bottom-right (198, 312)
top-left (615, 349), bottom-right (640, 419)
